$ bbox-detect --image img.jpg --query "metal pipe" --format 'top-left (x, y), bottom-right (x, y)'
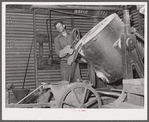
top-left (71, 15), bottom-right (74, 30)
top-left (46, 16), bottom-right (103, 20)
top-left (46, 19), bottom-right (50, 63)
top-left (22, 39), bottom-right (34, 89)
top-left (33, 10), bottom-right (38, 88)
top-left (48, 9), bottom-right (53, 65)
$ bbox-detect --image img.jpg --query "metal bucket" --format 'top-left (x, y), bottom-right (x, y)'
top-left (77, 13), bottom-right (124, 84)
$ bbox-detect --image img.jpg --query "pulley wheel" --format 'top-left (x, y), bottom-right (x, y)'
top-left (58, 83), bottom-right (102, 108)
top-left (72, 28), bottom-right (80, 41)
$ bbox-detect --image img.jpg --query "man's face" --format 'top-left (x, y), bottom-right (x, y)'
top-left (55, 22), bottom-right (65, 33)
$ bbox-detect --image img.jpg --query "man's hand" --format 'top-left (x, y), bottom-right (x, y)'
top-left (80, 58), bottom-right (87, 63)
top-left (59, 45), bottom-right (74, 58)
top-left (63, 45), bottom-right (74, 54)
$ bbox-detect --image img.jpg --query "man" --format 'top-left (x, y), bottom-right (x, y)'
top-left (53, 21), bottom-right (81, 82)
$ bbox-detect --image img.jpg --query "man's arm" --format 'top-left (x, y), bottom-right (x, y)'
top-left (54, 39), bottom-right (73, 58)
top-left (59, 45), bottom-right (74, 58)
top-left (54, 38), bottom-right (63, 57)
top-left (59, 48), bottom-right (68, 57)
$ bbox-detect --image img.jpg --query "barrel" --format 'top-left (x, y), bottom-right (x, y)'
top-left (77, 13), bottom-right (124, 84)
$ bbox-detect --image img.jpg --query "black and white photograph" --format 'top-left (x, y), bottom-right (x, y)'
top-left (2, 2), bottom-right (147, 120)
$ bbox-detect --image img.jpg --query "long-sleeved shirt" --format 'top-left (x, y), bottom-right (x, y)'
top-left (54, 31), bottom-right (74, 61)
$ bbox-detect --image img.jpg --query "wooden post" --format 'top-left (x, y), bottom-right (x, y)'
top-left (87, 64), bottom-right (96, 87)
top-left (48, 9), bottom-right (53, 65)
top-left (33, 10), bottom-right (38, 88)
top-left (71, 15), bottom-right (74, 30)
top-left (39, 42), bottom-right (43, 65)
top-left (6, 91), bottom-right (9, 104)
top-left (138, 10), bottom-right (144, 37)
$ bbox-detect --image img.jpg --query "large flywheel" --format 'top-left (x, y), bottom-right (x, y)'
top-left (58, 83), bottom-right (102, 108)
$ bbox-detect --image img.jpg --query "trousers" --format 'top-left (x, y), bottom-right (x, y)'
top-left (60, 62), bottom-right (81, 82)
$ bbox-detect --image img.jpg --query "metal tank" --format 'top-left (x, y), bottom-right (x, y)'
top-left (77, 13), bottom-right (124, 84)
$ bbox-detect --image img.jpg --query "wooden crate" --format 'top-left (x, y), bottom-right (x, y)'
top-left (123, 78), bottom-right (144, 106)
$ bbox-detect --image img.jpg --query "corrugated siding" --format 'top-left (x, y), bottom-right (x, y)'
top-left (38, 70), bottom-right (61, 84)
top-left (130, 9), bottom-right (139, 31)
top-left (6, 8), bottom-right (95, 90)
top-left (6, 8), bottom-right (35, 89)
top-left (36, 10), bottom-right (98, 83)
top-left (117, 8), bottom-right (144, 35)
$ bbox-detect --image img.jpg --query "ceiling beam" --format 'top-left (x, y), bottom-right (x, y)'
top-left (30, 5), bottom-right (123, 11)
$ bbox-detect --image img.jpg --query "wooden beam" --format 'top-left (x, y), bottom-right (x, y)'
top-left (111, 88), bottom-right (123, 92)
top-left (102, 102), bottom-right (143, 108)
top-left (97, 91), bottom-right (121, 97)
top-left (88, 64), bottom-right (96, 87)
top-left (30, 5), bottom-right (123, 11)
top-left (6, 103), bottom-right (51, 108)
top-left (33, 10), bottom-right (38, 88)
top-left (138, 11), bottom-right (144, 36)
top-left (48, 9), bottom-right (53, 65)
top-left (50, 9), bottom-right (106, 18)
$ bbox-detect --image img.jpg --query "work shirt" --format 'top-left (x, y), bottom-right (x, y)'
top-left (54, 31), bottom-right (81, 81)
top-left (54, 31), bottom-right (74, 61)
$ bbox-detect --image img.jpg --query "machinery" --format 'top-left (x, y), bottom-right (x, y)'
top-left (6, 6), bottom-right (144, 108)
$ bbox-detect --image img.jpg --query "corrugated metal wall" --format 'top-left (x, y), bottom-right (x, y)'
top-left (6, 9), bottom-right (35, 89)
top-left (6, 8), bottom-right (100, 90)
top-left (117, 8), bottom-right (144, 36)
top-left (36, 10), bottom-right (95, 85)
top-left (130, 9), bottom-right (140, 31)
